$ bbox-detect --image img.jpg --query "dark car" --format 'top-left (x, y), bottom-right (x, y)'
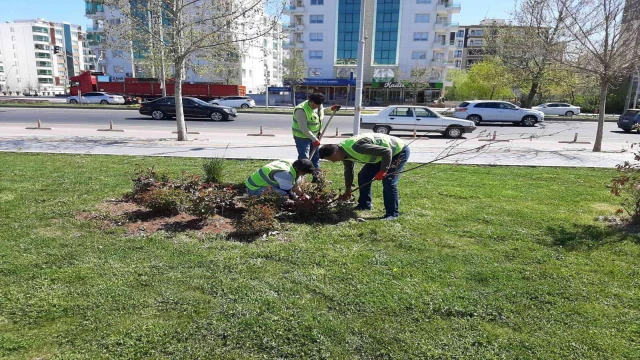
top-left (618, 109), bottom-right (640, 132)
top-left (139, 96), bottom-right (238, 121)
top-left (114, 93), bottom-right (139, 105)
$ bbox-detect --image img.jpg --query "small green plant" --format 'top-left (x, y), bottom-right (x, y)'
top-left (234, 204), bottom-right (278, 237)
top-left (187, 186), bottom-right (236, 218)
top-left (139, 188), bottom-right (189, 215)
top-left (203, 157), bottom-right (226, 184)
top-left (610, 144), bottom-right (640, 224)
top-left (244, 188), bottom-right (286, 210)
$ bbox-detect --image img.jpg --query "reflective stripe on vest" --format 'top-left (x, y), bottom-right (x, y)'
top-left (292, 101), bottom-right (321, 138)
top-left (245, 160), bottom-right (297, 191)
top-left (339, 134), bottom-right (406, 164)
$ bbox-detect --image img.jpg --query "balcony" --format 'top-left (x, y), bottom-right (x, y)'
top-left (284, 4), bottom-right (305, 14)
top-left (435, 21), bottom-right (459, 30)
top-left (286, 23), bottom-right (304, 31)
top-left (296, 41), bottom-right (304, 49)
top-left (85, 1), bottom-right (105, 17)
top-left (436, 2), bottom-right (461, 13)
top-left (431, 58), bottom-right (454, 67)
top-left (433, 40), bottom-right (455, 48)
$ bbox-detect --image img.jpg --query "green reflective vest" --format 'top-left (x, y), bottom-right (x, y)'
top-left (340, 134), bottom-right (406, 164)
top-left (245, 160), bottom-right (298, 191)
top-left (292, 101), bottom-right (322, 139)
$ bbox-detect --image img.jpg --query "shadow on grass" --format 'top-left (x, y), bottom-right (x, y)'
top-left (545, 223), bottom-right (640, 250)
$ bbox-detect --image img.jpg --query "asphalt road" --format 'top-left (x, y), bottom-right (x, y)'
top-left (0, 106), bottom-right (632, 143)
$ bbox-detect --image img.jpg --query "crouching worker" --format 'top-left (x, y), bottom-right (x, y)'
top-left (319, 134), bottom-right (410, 220)
top-left (245, 159), bottom-right (315, 199)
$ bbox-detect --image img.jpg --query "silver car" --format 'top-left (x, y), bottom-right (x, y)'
top-left (67, 92), bottom-right (126, 105)
top-left (360, 105), bottom-right (476, 138)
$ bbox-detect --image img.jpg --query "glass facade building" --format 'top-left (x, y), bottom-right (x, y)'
top-left (373, 0), bottom-right (400, 65)
top-left (336, 0), bottom-right (361, 64)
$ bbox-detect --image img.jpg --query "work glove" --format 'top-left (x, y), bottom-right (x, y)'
top-left (330, 104), bottom-right (341, 112)
top-left (338, 191), bottom-right (352, 201)
top-left (300, 194), bottom-right (310, 201)
top-left (374, 171), bottom-right (387, 181)
top-left (312, 140), bottom-right (321, 148)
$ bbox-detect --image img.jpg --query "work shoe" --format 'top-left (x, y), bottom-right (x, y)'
top-left (381, 215), bottom-right (399, 221)
top-left (354, 205), bottom-right (373, 211)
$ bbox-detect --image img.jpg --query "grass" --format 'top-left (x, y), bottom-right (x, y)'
top-left (0, 153), bottom-right (638, 359)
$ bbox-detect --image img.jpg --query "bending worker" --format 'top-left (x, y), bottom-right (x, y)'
top-left (319, 134), bottom-right (410, 220)
top-left (245, 159), bottom-right (315, 198)
top-left (292, 93), bottom-right (339, 173)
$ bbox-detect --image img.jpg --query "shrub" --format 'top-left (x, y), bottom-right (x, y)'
top-left (176, 172), bottom-right (203, 195)
top-left (244, 188), bottom-right (286, 210)
top-left (139, 188), bottom-right (189, 215)
top-left (129, 166), bottom-right (171, 201)
top-left (283, 171), bottom-right (354, 222)
top-left (188, 186), bottom-right (236, 218)
top-left (203, 157), bottom-right (226, 184)
top-left (234, 204), bottom-right (278, 237)
top-left (610, 144), bottom-right (640, 224)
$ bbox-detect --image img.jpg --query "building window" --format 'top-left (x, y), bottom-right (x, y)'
top-left (415, 14), bottom-right (429, 23)
top-left (249, 70), bottom-right (253, 77)
top-left (470, 29), bottom-right (484, 36)
top-left (32, 26), bottom-right (49, 33)
top-left (114, 65), bottom-right (124, 73)
top-left (310, 32), bottom-right (323, 42)
top-left (37, 61), bottom-right (52, 67)
top-left (38, 78), bottom-right (54, 84)
top-left (374, 0), bottom-right (400, 65)
top-left (56, 30), bottom-right (62, 36)
top-left (308, 68), bottom-right (322, 77)
top-left (311, 0), bottom-right (324, 4)
top-left (11, 36), bottom-right (16, 41)
top-left (309, 50), bottom-right (323, 59)
top-left (113, 50), bottom-right (124, 58)
top-left (37, 69), bottom-right (53, 75)
top-left (17, 78), bottom-right (22, 83)
top-left (310, 15), bottom-right (324, 24)
top-left (416, 0), bottom-right (431, 3)
top-left (33, 35), bottom-right (49, 42)
top-left (10, 27), bottom-right (15, 32)
top-left (457, 40), bottom-right (464, 48)
top-left (337, 0), bottom-right (361, 64)
top-left (456, 30), bottom-right (465, 37)
top-left (470, 40), bottom-right (483, 46)
top-left (273, 70), bottom-right (279, 78)
top-left (411, 51), bottom-right (427, 59)
top-left (413, 32), bottom-right (429, 41)
top-left (454, 50), bottom-right (462, 58)
top-left (15, 69), bottom-right (20, 75)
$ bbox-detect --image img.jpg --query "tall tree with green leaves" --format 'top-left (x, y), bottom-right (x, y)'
top-left (466, 57), bottom-right (514, 100)
top-left (283, 48), bottom-right (307, 106)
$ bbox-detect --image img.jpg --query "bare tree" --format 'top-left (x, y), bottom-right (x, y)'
top-left (102, 0), bottom-right (284, 141)
top-left (400, 62), bottom-right (431, 104)
top-left (556, 0), bottom-right (640, 151)
top-left (485, 0), bottom-right (568, 108)
top-left (283, 48), bottom-right (307, 106)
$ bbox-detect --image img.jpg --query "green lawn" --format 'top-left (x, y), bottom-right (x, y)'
top-left (0, 153), bottom-right (638, 359)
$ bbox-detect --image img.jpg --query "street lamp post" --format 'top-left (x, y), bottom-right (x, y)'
top-left (353, 0), bottom-right (367, 136)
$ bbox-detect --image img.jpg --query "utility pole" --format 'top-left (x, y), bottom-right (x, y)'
top-left (158, 0), bottom-right (167, 96)
top-left (353, 0), bottom-right (367, 135)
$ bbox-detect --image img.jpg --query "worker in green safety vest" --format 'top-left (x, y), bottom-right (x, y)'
top-left (245, 159), bottom-right (316, 198)
top-left (319, 134), bottom-right (410, 220)
top-left (292, 93), bottom-right (340, 173)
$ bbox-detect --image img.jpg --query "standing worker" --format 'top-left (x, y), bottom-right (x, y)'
top-left (292, 93), bottom-right (340, 173)
top-left (319, 134), bottom-right (410, 220)
top-left (245, 159), bottom-right (316, 199)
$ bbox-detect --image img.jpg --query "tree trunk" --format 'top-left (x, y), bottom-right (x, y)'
top-left (524, 81), bottom-right (539, 108)
top-left (174, 59), bottom-right (187, 141)
top-left (490, 85), bottom-right (496, 100)
top-left (592, 81), bottom-right (608, 152)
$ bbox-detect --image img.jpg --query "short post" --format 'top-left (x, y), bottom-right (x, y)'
top-left (413, 129), bottom-right (417, 139)
top-left (247, 125), bottom-right (275, 137)
top-left (478, 130), bottom-right (509, 142)
top-left (335, 127), bottom-right (339, 137)
top-left (25, 119), bottom-right (53, 130)
top-left (559, 132), bottom-right (591, 144)
top-left (98, 120), bottom-right (125, 132)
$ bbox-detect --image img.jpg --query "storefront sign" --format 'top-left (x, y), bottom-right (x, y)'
top-left (296, 78), bottom-right (355, 86)
top-left (111, 76), bottom-right (125, 82)
top-left (383, 82), bottom-right (405, 88)
top-left (268, 86), bottom-right (292, 92)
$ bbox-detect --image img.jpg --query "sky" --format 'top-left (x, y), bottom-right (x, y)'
top-left (0, 0), bottom-right (513, 28)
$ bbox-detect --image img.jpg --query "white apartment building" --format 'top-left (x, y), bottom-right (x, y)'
top-left (0, 19), bottom-right (93, 94)
top-left (284, 0), bottom-right (460, 105)
top-left (84, 1), bottom-right (283, 93)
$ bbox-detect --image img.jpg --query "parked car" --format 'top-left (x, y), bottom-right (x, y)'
top-left (532, 103), bottom-right (581, 116)
top-left (67, 92), bottom-right (125, 105)
top-left (208, 96), bottom-right (255, 108)
top-left (139, 96), bottom-right (237, 121)
top-left (360, 105), bottom-right (476, 138)
top-left (453, 100), bottom-right (544, 126)
top-left (618, 109), bottom-right (640, 133)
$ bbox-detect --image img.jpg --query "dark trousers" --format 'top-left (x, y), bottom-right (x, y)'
top-left (357, 146), bottom-right (410, 217)
top-left (294, 137), bottom-right (320, 170)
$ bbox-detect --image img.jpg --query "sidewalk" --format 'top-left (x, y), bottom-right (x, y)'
top-left (0, 124), bottom-right (632, 168)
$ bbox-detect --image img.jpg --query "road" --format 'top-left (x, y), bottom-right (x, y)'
top-left (0, 106), bottom-right (631, 143)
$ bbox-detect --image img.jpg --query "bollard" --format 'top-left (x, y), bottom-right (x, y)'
top-left (247, 125), bottom-right (275, 137)
top-left (478, 131), bottom-right (509, 142)
top-left (413, 129), bottom-right (417, 139)
top-left (336, 127), bottom-right (339, 137)
top-left (98, 121), bottom-right (125, 132)
top-left (25, 119), bottom-right (53, 130)
top-left (559, 132), bottom-right (591, 144)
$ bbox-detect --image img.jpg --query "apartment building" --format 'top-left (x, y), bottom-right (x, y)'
top-left (84, 1), bottom-right (283, 93)
top-left (0, 19), bottom-right (92, 94)
top-left (458, 19), bottom-right (505, 69)
top-left (284, 0), bottom-right (461, 105)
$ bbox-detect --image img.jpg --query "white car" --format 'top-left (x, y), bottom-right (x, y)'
top-left (360, 105), bottom-right (476, 138)
top-left (454, 100), bottom-right (544, 127)
top-left (208, 96), bottom-right (255, 108)
top-left (532, 103), bottom-right (581, 117)
top-left (67, 92), bottom-right (125, 105)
